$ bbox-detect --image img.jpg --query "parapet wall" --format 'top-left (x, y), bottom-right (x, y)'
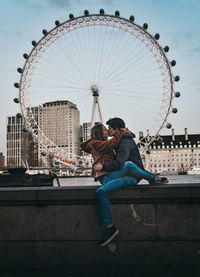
top-left (0, 183), bottom-right (200, 271)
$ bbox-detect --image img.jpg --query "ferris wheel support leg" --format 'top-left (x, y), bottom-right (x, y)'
top-left (91, 96), bottom-right (104, 127)
top-left (97, 98), bottom-right (104, 125)
top-left (91, 96), bottom-right (97, 127)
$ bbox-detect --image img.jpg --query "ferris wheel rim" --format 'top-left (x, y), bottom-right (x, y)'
top-left (17, 12), bottom-right (177, 162)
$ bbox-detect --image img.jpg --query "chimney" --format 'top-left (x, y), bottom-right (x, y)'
top-left (172, 128), bottom-right (175, 141)
top-left (139, 131), bottom-right (144, 139)
top-left (184, 128), bottom-right (188, 141)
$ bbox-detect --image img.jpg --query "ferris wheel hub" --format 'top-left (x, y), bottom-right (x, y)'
top-left (90, 85), bottom-right (99, 96)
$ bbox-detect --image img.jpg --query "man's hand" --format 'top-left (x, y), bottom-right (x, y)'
top-left (94, 163), bottom-right (103, 171)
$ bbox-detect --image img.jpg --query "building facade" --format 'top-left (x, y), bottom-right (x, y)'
top-left (7, 115), bottom-right (26, 168)
top-left (39, 100), bottom-right (80, 166)
top-left (143, 128), bottom-right (200, 173)
top-left (0, 152), bottom-right (5, 169)
top-left (6, 108), bottom-right (39, 168)
top-left (81, 122), bottom-right (92, 142)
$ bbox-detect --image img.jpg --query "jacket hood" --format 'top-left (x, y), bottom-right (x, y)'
top-left (123, 132), bottom-right (136, 139)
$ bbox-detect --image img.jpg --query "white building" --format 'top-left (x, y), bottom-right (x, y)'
top-left (39, 100), bottom-right (80, 166)
top-left (143, 128), bottom-right (200, 173)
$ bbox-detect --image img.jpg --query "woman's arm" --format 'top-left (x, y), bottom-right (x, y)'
top-left (80, 139), bottom-right (92, 154)
top-left (92, 129), bottom-right (126, 153)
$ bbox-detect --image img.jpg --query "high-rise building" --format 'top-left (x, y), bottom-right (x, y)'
top-left (0, 152), bottom-right (5, 169)
top-left (39, 100), bottom-right (80, 165)
top-left (7, 115), bottom-right (26, 167)
top-left (6, 107), bottom-right (39, 168)
top-left (81, 122), bottom-right (92, 142)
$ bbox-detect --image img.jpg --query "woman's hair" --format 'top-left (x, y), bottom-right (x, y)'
top-left (91, 123), bottom-right (105, 140)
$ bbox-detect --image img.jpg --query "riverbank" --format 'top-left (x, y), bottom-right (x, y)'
top-left (0, 182), bottom-right (200, 276)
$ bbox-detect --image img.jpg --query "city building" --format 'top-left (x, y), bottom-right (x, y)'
top-left (6, 107), bottom-right (39, 168)
top-left (0, 152), bottom-right (5, 169)
top-left (81, 122), bottom-right (92, 142)
top-left (39, 100), bottom-right (80, 166)
top-left (7, 115), bottom-right (27, 168)
top-left (143, 128), bottom-right (200, 173)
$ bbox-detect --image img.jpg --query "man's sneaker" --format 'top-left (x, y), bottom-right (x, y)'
top-left (99, 225), bottom-right (119, 247)
top-left (149, 175), bottom-right (169, 185)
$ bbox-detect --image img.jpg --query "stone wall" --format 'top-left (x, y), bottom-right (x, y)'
top-left (0, 183), bottom-right (200, 272)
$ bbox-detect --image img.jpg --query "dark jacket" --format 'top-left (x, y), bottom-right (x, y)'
top-left (102, 132), bottom-right (144, 172)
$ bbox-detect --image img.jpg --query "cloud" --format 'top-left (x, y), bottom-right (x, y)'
top-left (45, 0), bottom-right (72, 9)
top-left (14, 0), bottom-right (45, 9)
top-left (193, 47), bottom-right (200, 53)
top-left (0, 29), bottom-right (10, 38)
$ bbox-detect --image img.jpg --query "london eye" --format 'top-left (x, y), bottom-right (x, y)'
top-left (14, 9), bottom-right (180, 167)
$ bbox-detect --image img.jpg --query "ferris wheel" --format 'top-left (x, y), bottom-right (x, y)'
top-left (14, 9), bottom-right (180, 167)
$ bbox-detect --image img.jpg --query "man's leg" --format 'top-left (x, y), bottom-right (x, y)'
top-left (100, 161), bottom-right (168, 185)
top-left (96, 176), bottom-right (138, 246)
top-left (100, 161), bottom-right (154, 184)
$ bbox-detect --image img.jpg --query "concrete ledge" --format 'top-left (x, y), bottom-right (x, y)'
top-left (0, 183), bottom-right (200, 270)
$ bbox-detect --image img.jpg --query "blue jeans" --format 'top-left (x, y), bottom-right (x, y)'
top-left (96, 161), bottom-right (154, 226)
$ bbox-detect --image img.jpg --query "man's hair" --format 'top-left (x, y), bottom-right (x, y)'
top-left (91, 123), bottom-right (106, 140)
top-left (106, 117), bottom-right (125, 129)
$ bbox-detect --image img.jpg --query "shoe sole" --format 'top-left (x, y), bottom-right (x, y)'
top-left (155, 180), bottom-right (169, 185)
top-left (100, 230), bottom-right (119, 247)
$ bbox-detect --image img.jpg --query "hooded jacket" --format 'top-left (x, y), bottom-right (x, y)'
top-left (102, 132), bottom-right (144, 172)
top-left (80, 129), bottom-right (126, 179)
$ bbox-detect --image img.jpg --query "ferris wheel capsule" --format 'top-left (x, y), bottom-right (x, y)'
top-left (154, 33), bottom-right (160, 40)
top-left (143, 23), bottom-right (148, 30)
top-left (166, 123), bottom-right (172, 129)
top-left (32, 41), bottom-right (37, 46)
top-left (164, 46), bottom-right (169, 52)
top-left (84, 10), bottom-right (89, 15)
top-left (42, 29), bottom-right (48, 35)
top-left (174, 76), bottom-right (180, 82)
top-left (14, 98), bottom-right (20, 103)
top-left (14, 82), bottom-right (19, 88)
top-left (171, 60), bottom-right (176, 66)
top-left (99, 9), bottom-right (105, 15)
top-left (17, 67), bottom-right (23, 73)
top-left (172, 108), bottom-right (178, 113)
top-left (23, 53), bottom-right (28, 59)
top-left (175, 92), bottom-right (181, 97)
top-left (69, 14), bottom-right (74, 19)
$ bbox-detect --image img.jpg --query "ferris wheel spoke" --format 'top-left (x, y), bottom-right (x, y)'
top-left (106, 90), bottom-right (162, 99)
top-left (36, 57), bottom-right (88, 88)
top-left (96, 26), bottom-right (126, 83)
top-left (101, 97), bottom-right (155, 133)
top-left (102, 36), bottom-right (147, 86)
top-left (100, 26), bottom-right (142, 83)
top-left (103, 95), bottom-right (159, 131)
top-left (96, 26), bottom-right (118, 82)
top-left (103, 49), bottom-right (154, 87)
top-left (103, 93), bottom-right (162, 115)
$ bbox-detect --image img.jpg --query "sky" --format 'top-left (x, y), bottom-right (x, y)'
top-left (0, 0), bottom-right (200, 155)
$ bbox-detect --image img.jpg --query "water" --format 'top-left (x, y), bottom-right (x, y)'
top-left (54, 175), bottom-right (200, 186)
